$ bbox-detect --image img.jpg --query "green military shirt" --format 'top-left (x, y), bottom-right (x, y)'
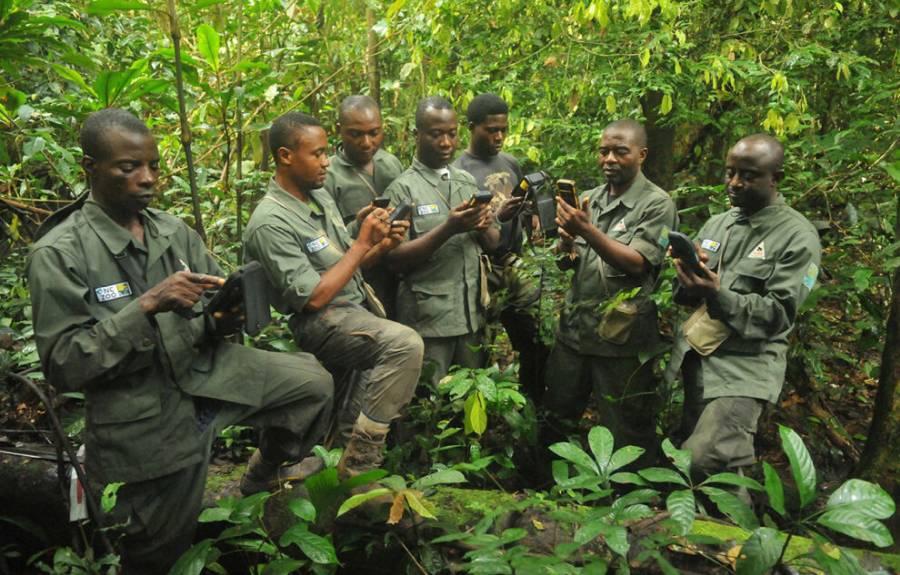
top-left (556, 172), bottom-right (677, 357)
top-left (324, 146), bottom-right (405, 223)
top-left (243, 178), bottom-right (367, 316)
top-left (28, 200), bottom-right (265, 483)
top-left (385, 158), bottom-right (499, 338)
top-left (667, 197), bottom-right (821, 403)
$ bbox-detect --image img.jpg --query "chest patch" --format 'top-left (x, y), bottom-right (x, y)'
top-left (612, 218), bottom-right (627, 233)
top-left (747, 241), bottom-right (766, 259)
top-left (95, 282), bottom-right (132, 303)
top-left (306, 235), bottom-right (330, 254)
top-left (700, 239), bottom-right (721, 252)
top-left (417, 203), bottom-right (440, 216)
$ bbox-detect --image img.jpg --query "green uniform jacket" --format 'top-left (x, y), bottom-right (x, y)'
top-left (385, 158), bottom-right (497, 338)
top-left (667, 198), bottom-right (822, 403)
top-left (556, 172), bottom-right (677, 357)
top-left (243, 179), bottom-right (367, 318)
top-left (324, 146), bottom-right (405, 223)
top-left (28, 201), bottom-right (265, 483)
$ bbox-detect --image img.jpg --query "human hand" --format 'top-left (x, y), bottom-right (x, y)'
top-left (355, 203), bottom-right (376, 224)
top-left (379, 217), bottom-right (410, 251)
top-left (358, 207), bottom-right (390, 248)
top-left (139, 271), bottom-right (224, 315)
top-left (555, 196), bottom-right (592, 238)
top-left (674, 257), bottom-right (720, 299)
top-left (446, 201), bottom-right (486, 234)
top-left (496, 195), bottom-right (525, 222)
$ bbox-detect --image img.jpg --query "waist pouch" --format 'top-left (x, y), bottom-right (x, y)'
top-left (597, 299), bottom-right (639, 345)
top-left (682, 301), bottom-right (731, 356)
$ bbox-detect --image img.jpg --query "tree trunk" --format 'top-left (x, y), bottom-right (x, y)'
top-left (366, 6), bottom-right (380, 105)
top-left (640, 91), bottom-right (676, 192)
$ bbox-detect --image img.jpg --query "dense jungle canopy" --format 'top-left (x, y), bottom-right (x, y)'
top-left (0, 0), bottom-right (898, 573)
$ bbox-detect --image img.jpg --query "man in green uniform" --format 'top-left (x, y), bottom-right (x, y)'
top-left (668, 134), bottom-right (821, 477)
top-left (544, 119), bottom-right (677, 461)
top-left (324, 95), bottom-right (405, 317)
top-left (452, 93), bottom-right (549, 402)
top-left (244, 112), bottom-right (424, 480)
top-left (27, 109), bottom-right (334, 574)
top-left (385, 96), bottom-right (500, 384)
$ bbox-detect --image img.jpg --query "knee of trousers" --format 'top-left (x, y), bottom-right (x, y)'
top-left (383, 323), bottom-right (425, 368)
top-left (304, 365), bottom-right (336, 409)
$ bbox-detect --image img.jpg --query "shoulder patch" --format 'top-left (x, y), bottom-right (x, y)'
top-left (658, 226), bottom-right (670, 248)
top-left (803, 262), bottom-right (819, 290)
top-left (306, 235), bottom-right (330, 254)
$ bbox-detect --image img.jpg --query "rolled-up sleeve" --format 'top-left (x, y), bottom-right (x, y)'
top-left (245, 224), bottom-right (321, 313)
top-left (629, 194), bottom-right (677, 268)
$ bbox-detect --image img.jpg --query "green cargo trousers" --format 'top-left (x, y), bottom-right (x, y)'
top-left (543, 340), bottom-right (659, 465)
top-left (290, 302), bottom-right (424, 424)
top-left (102, 347), bottom-right (333, 575)
top-left (680, 351), bottom-right (764, 477)
top-left (423, 331), bottom-right (486, 385)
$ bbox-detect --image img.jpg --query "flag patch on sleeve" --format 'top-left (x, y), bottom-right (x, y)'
top-left (700, 239), bottom-right (720, 252)
top-left (95, 282), bottom-right (132, 303)
top-left (803, 262), bottom-right (819, 289)
top-left (306, 235), bottom-right (330, 253)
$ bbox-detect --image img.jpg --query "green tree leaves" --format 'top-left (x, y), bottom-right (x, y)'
top-left (195, 23), bottom-right (220, 72)
top-left (778, 425), bottom-right (817, 509)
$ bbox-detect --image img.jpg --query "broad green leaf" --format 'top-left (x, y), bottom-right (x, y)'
top-left (86, 0), bottom-right (154, 15)
top-left (605, 94), bottom-right (617, 114)
top-left (666, 489), bottom-right (695, 535)
top-left (464, 390), bottom-right (487, 436)
top-left (341, 468), bottom-right (388, 491)
top-left (92, 68), bottom-right (141, 107)
top-left (638, 467), bottom-right (688, 486)
top-left (574, 519), bottom-right (609, 545)
top-left (762, 462), bottom-right (785, 516)
top-left (817, 507), bottom-right (894, 547)
top-left (101, 482), bottom-right (124, 513)
top-left (198, 506), bottom-right (232, 523)
top-left (701, 472), bottom-right (764, 492)
top-left (549, 442), bottom-right (599, 475)
top-left (587, 426), bottom-right (614, 475)
top-left (336, 488), bottom-right (392, 517)
top-left (195, 24), bottom-right (220, 71)
top-left (661, 438), bottom-right (691, 479)
top-left (261, 558), bottom-right (306, 575)
top-left (735, 527), bottom-right (781, 575)
top-left (608, 445), bottom-right (644, 473)
top-left (825, 479), bottom-right (894, 519)
top-left (700, 487), bottom-right (758, 531)
top-left (403, 490), bottom-right (436, 519)
top-left (660, 93), bottom-right (673, 115)
top-left (609, 472), bottom-right (648, 486)
top-left (49, 64), bottom-right (94, 94)
top-left (288, 498), bottom-right (316, 522)
top-left (604, 525), bottom-right (629, 557)
top-left (168, 539), bottom-right (220, 575)
top-left (778, 425), bottom-right (817, 509)
top-left (413, 468), bottom-right (466, 490)
top-left (279, 524), bottom-right (338, 564)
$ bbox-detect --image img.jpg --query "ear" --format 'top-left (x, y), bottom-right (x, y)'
top-left (771, 169), bottom-right (784, 185)
top-left (468, 121), bottom-right (475, 130)
top-left (81, 155), bottom-right (96, 176)
top-left (276, 146), bottom-right (292, 166)
top-left (638, 147), bottom-right (648, 164)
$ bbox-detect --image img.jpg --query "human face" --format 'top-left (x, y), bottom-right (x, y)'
top-left (598, 127), bottom-right (646, 193)
top-left (278, 126), bottom-right (330, 192)
top-left (83, 128), bottom-right (160, 218)
top-left (416, 108), bottom-right (458, 169)
top-left (724, 141), bottom-right (780, 215)
top-left (339, 106), bottom-right (383, 166)
top-left (470, 114), bottom-right (508, 158)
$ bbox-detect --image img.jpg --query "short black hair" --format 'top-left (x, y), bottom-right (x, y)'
top-left (737, 133), bottom-right (785, 172)
top-left (79, 108), bottom-right (151, 161)
top-left (269, 112), bottom-right (322, 163)
top-left (415, 96), bottom-right (454, 130)
top-left (338, 95), bottom-right (380, 124)
top-left (604, 119), bottom-right (648, 148)
top-left (466, 93), bottom-right (508, 125)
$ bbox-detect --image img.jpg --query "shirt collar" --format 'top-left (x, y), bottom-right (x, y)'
top-left (82, 200), bottom-right (177, 256)
top-left (411, 157), bottom-right (447, 187)
top-left (334, 144), bottom-right (386, 169)
top-left (596, 171), bottom-right (648, 213)
top-left (267, 178), bottom-right (329, 225)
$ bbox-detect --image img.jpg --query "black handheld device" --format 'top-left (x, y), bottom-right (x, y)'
top-left (388, 201), bottom-right (412, 224)
top-left (668, 231), bottom-right (706, 276)
top-left (470, 191), bottom-right (494, 206)
top-left (206, 261), bottom-right (272, 336)
top-left (372, 197), bottom-right (390, 209)
top-left (556, 179), bottom-right (579, 207)
top-left (512, 171), bottom-right (550, 199)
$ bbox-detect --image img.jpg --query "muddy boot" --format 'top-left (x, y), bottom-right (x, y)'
top-left (335, 414), bottom-right (395, 516)
top-left (240, 450), bottom-right (325, 496)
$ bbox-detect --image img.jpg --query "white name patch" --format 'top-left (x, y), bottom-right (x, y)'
top-left (95, 282), bottom-right (132, 303)
top-left (417, 203), bottom-right (440, 216)
top-left (700, 239), bottom-right (721, 252)
top-left (306, 235), bottom-right (330, 253)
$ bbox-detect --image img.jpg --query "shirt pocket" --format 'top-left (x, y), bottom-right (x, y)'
top-left (728, 259), bottom-right (774, 295)
top-left (88, 374), bottom-right (161, 425)
top-left (410, 279), bottom-right (456, 326)
top-left (411, 208), bottom-right (444, 237)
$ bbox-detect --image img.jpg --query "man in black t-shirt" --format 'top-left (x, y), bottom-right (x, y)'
top-left (453, 94), bottom-right (549, 402)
